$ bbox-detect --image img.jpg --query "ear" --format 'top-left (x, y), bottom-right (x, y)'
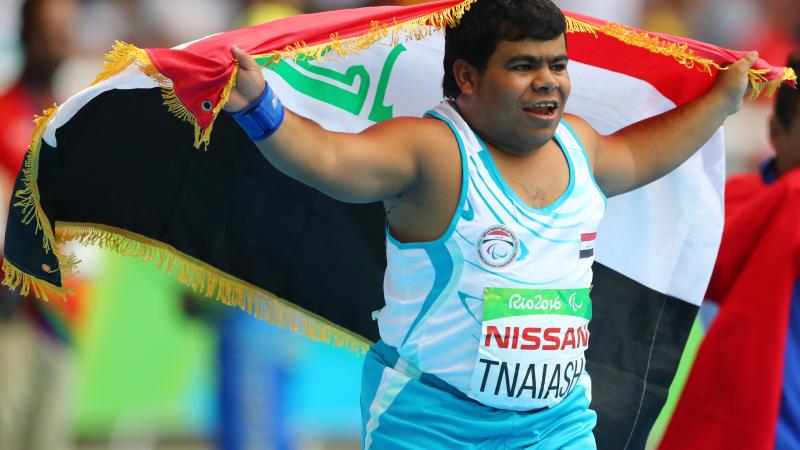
top-left (453, 59), bottom-right (480, 96)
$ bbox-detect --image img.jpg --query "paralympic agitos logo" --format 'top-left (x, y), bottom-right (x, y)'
top-left (477, 225), bottom-right (519, 268)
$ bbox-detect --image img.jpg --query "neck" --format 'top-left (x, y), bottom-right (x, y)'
top-left (19, 65), bottom-right (56, 107)
top-left (21, 60), bottom-right (57, 90)
top-left (775, 155), bottom-right (800, 177)
top-left (477, 129), bottom-right (550, 158)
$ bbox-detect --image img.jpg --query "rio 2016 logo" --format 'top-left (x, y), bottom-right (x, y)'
top-left (477, 225), bottom-right (519, 268)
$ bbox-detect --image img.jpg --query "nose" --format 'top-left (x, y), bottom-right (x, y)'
top-left (531, 68), bottom-right (558, 92)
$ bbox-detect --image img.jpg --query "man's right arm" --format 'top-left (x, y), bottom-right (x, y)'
top-left (225, 46), bottom-right (424, 204)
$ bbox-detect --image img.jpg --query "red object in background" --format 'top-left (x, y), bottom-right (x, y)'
top-left (0, 82), bottom-right (38, 176)
top-left (660, 169), bottom-right (800, 450)
top-left (737, 22), bottom-right (799, 104)
top-left (0, 80), bottom-right (78, 343)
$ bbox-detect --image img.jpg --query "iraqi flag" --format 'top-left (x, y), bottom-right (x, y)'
top-left (1, 1), bottom-right (795, 448)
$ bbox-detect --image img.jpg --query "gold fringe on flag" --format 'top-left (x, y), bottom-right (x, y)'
top-left (55, 222), bottom-right (372, 354)
top-left (255, 0), bottom-right (477, 64)
top-left (12, 105), bottom-right (80, 282)
top-left (91, 40), bottom-right (234, 149)
top-left (91, 41), bottom-right (164, 85)
top-left (565, 16), bottom-right (599, 37)
top-left (565, 15), bottom-right (798, 94)
top-left (748, 66), bottom-right (797, 99)
top-left (1, 259), bottom-right (74, 302)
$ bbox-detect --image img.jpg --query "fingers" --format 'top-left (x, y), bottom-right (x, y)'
top-left (223, 46), bottom-right (267, 112)
top-left (232, 45), bottom-right (260, 71)
top-left (732, 50), bottom-right (759, 73)
top-left (717, 51), bottom-right (760, 113)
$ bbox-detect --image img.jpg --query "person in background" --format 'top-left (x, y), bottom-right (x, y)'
top-left (729, 50), bottom-right (800, 450)
top-left (660, 52), bottom-right (800, 450)
top-left (0, 1), bottom-right (79, 449)
top-left (0, 0), bottom-right (77, 177)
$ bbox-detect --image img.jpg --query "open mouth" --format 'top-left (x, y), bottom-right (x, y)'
top-left (523, 101), bottom-right (558, 120)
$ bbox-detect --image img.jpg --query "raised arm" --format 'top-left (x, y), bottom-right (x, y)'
top-left (224, 46), bottom-right (426, 204)
top-left (569, 52), bottom-right (758, 197)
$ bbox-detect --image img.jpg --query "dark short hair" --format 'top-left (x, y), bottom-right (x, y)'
top-left (443, 0), bottom-right (567, 99)
top-left (775, 52), bottom-right (800, 130)
top-left (20, 0), bottom-right (38, 47)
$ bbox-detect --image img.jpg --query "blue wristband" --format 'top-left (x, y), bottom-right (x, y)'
top-left (231, 82), bottom-right (285, 141)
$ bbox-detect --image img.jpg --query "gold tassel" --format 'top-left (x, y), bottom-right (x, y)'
top-left (565, 17), bottom-right (718, 75)
top-left (565, 15), bottom-right (798, 98)
top-left (198, 64), bottom-right (239, 148)
top-left (1, 259), bottom-right (73, 302)
top-left (55, 221), bottom-right (372, 354)
top-left (254, 0), bottom-right (477, 64)
top-left (747, 66), bottom-right (797, 100)
top-left (91, 41), bottom-right (161, 86)
top-left (12, 104), bottom-right (79, 277)
top-left (565, 16), bottom-right (600, 37)
top-left (596, 22), bottom-right (719, 75)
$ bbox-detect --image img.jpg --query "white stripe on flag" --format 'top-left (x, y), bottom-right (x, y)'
top-left (566, 62), bottom-right (723, 306)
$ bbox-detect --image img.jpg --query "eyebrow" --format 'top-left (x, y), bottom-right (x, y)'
top-left (506, 54), bottom-right (569, 66)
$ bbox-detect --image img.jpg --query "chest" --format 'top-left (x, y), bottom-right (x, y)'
top-left (488, 143), bottom-right (571, 210)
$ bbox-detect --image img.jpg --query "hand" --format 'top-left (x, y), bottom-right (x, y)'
top-left (224, 46), bottom-right (267, 113)
top-left (711, 51), bottom-right (758, 116)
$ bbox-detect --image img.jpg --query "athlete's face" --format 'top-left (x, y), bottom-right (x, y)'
top-left (770, 100), bottom-right (800, 172)
top-left (456, 36), bottom-right (571, 155)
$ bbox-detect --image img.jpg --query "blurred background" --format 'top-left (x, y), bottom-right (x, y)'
top-left (0, 0), bottom-right (797, 449)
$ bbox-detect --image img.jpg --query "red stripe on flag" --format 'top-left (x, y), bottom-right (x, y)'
top-left (563, 10), bottom-right (786, 107)
top-left (581, 232), bottom-right (597, 242)
top-left (148, 0), bottom-right (469, 129)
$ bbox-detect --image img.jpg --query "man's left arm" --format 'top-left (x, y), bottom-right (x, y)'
top-left (569, 51), bottom-right (758, 198)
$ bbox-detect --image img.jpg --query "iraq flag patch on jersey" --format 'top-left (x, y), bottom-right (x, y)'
top-left (580, 232), bottom-right (596, 258)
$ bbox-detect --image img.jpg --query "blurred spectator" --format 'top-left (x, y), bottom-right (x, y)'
top-left (641, 0), bottom-right (692, 37)
top-left (0, 1), bottom-right (79, 450)
top-left (555, 0), bottom-right (644, 28)
top-left (132, 0), bottom-right (237, 48)
top-left (238, 0), bottom-right (306, 28)
top-left (309, 0), bottom-right (367, 13)
top-left (692, 0), bottom-right (760, 48)
top-left (660, 52), bottom-right (800, 450)
top-left (733, 0), bottom-right (799, 79)
top-left (0, 0), bottom-right (76, 177)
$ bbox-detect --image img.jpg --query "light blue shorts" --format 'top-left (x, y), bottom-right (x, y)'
top-left (360, 341), bottom-right (597, 449)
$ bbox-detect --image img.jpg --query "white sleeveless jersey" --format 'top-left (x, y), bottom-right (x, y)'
top-left (377, 102), bottom-right (607, 410)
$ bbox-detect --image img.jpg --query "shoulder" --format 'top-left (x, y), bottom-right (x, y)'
top-left (365, 115), bottom-right (453, 138)
top-left (561, 114), bottom-right (596, 145)
top-left (367, 115), bottom-right (458, 157)
top-left (562, 114), bottom-right (599, 164)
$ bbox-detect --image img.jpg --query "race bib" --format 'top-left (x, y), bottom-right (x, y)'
top-left (466, 288), bottom-right (592, 410)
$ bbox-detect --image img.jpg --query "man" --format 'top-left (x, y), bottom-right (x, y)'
top-left (761, 50), bottom-right (800, 450)
top-left (660, 52), bottom-right (800, 450)
top-left (224, 0), bottom-right (755, 447)
top-left (766, 53), bottom-right (800, 181)
top-left (0, 0), bottom-right (77, 177)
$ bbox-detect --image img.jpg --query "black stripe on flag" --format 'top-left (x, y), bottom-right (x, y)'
top-left (36, 88), bottom-right (387, 342)
top-left (587, 263), bottom-right (698, 450)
